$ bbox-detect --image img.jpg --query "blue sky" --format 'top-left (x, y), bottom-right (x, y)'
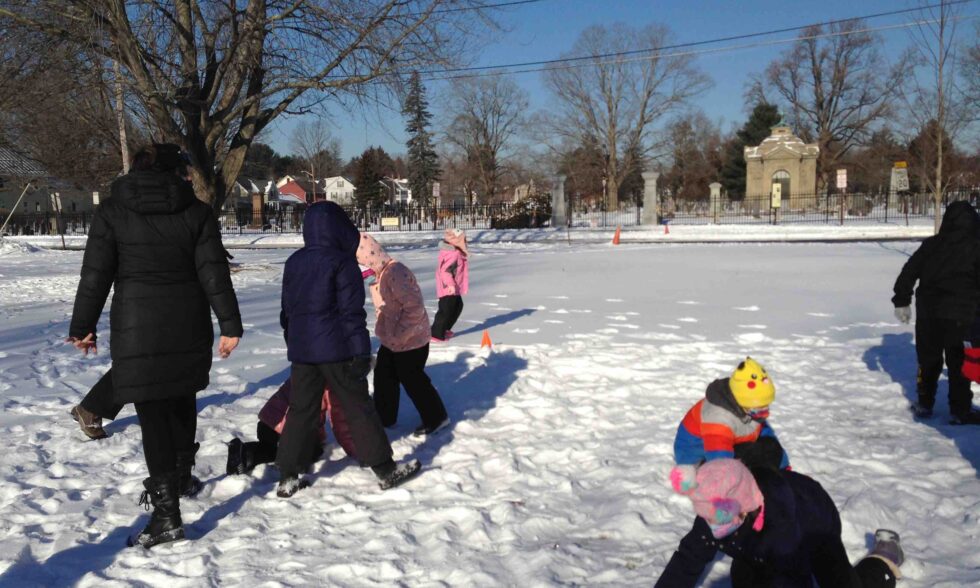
top-left (267, 0), bottom-right (975, 160)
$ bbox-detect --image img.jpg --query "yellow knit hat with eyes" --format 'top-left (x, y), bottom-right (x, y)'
top-left (729, 357), bottom-right (775, 409)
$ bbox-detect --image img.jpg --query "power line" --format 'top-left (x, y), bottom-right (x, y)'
top-left (348, 0), bottom-right (975, 80)
top-left (427, 0), bottom-right (549, 15)
top-left (424, 12), bottom-right (980, 82)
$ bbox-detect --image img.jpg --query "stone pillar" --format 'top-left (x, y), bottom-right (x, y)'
top-left (250, 191), bottom-right (264, 228)
top-left (709, 182), bottom-right (722, 224)
top-left (641, 171), bottom-right (660, 225)
top-left (551, 175), bottom-right (567, 228)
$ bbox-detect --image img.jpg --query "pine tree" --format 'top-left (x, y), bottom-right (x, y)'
top-left (352, 146), bottom-right (395, 208)
top-left (402, 72), bottom-right (440, 207)
top-left (719, 103), bottom-right (781, 199)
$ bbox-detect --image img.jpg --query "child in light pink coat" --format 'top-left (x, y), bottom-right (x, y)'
top-left (431, 228), bottom-right (469, 342)
top-left (358, 233), bottom-right (449, 437)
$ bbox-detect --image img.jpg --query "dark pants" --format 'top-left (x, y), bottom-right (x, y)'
top-left (80, 368), bottom-right (124, 420)
top-left (373, 344), bottom-right (447, 429)
top-left (431, 295), bottom-right (464, 339)
top-left (731, 552), bottom-right (895, 588)
top-left (915, 306), bottom-right (973, 414)
top-left (134, 394), bottom-right (197, 477)
top-left (247, 422), bottom-right (325, 467)
top-left (277, 362), bottom-right (392, 478)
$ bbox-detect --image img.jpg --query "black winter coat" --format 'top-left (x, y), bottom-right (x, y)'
top-left (69, 170), bottom-right (243, 403)
top-left (656, 469), bottom-right (863, 588)
top-left (892, 200), bottom-right (980, 322)
top-left (280, 201), bottom-right (370, 364)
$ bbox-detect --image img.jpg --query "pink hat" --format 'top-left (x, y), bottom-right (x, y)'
top-left (670, 459), bottom-right (765, 538)
top-left (356, 233), bottom-right (393, 275)
top-left (443, 228), bottom-right (469, 256)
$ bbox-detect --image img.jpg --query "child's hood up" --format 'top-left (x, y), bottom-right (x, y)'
top-left (303, 201), bottom-right (360, 254)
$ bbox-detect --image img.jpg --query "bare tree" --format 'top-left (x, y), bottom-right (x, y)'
top-left (0, 1), bottom-right (498, 209)
top-left (964, 22), bottom-right (980, 122)
top-left (899, 1), bottom-right (970, 233)
top-left (291, 119), bottom-right (341, 195)
top-left (749, 19), bottom-right (903, 192)
top-left (544, 23), bottom-right (709, 209)
top-left (443, 74), bottom-right (528, 203)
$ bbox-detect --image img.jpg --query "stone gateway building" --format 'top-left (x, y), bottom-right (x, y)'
top-left (744, 123), bottom-right (819, 207)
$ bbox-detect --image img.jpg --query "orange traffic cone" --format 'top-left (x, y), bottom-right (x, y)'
top-left (612, 225), bottom-right (621, 245)
top-left (480, 330), bottom-right (493, 349)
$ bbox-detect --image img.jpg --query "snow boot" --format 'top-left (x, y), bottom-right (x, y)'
top-left (374, 459), bottom-right (422, 490)
top-left (127, 473), bottom-right (184, 549)
top-left (866, 529), bottom-right (903, 579)
top-left (176, 442), bottom-right (202, 497)
top-left (70, 405), bottom-right (107, 440)
top-left (412, 417), bottom-right (450, 438)
top-left (910, 401), bottom-right (933, 419)
top-left (225, 438), bottom-right (257, 475)
top-left (276, 475), bottom-right (310, 498)
top-left (950, 408), bottom-right (980, 425)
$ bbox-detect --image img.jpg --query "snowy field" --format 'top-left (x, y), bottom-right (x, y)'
top-left (0, 237), bottom-right (977, 587)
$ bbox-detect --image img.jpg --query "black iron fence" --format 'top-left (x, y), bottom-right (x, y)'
top-left (658, 189), bottom-right (979, 225)
top-left (3, 190), bottom-right (978, 236)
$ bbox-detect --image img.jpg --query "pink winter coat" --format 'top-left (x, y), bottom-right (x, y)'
top-left (257, 378), bottom-right (356, 459)
top-left (375, 261), bottom-right (432, 352)
top-left (436, 244), bottom-right (469, 298)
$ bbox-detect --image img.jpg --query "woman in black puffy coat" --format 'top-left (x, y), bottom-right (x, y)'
top-left (68, 144), bottom-right (243, 548)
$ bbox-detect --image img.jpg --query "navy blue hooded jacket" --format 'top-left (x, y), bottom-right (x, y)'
top-left (281, 202), bottom-right (370, 364)
top-left (656, 468), bottom-right (863, 588)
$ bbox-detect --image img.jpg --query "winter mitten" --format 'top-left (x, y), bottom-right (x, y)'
top-left (866, 529), bottom-right (903, 579)
top-left (894, 306), bottom-right (911, 324)
top-left (669, 464), bottom-right (699, 495)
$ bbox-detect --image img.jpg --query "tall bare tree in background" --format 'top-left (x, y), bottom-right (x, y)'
top-left (544, 24), bottom-right (708, 209)
top-left (443, 74), bottom-right (529, 203)
top-left (291, 120), bottom-right (342, 193)
top-left (749, 19), bottom-right (903, 192)
top-left (0, 30), bottom-right (134, 188)
top-left (900, 0), bottom-right (970, 233)
top-left (0, 1), bottom-right (497, 210)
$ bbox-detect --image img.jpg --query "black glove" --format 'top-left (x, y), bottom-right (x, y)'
top-left (346, 354), bottom-right (372, 381)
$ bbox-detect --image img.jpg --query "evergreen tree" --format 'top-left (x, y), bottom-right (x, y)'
top-left (352, 146), bottom-right (395, 207)
top-left (719, 103), bottom-right (781, 199)
top-left (402, 72), bottom-right (440, 206)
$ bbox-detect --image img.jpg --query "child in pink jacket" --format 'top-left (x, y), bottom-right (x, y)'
top-left (358, 233), bottom-right (449, 437)
top-left (431, 228), bottom-right (469, 341)
top-left (225, 377), bottom-right (357, 474)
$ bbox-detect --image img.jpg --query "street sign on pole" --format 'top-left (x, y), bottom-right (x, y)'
top-left (771, 183), bottom-right (782, 208)
top-left (836, 168), bottom-right (847, 190)
top-left (890, 163), bottom-right (909, 192)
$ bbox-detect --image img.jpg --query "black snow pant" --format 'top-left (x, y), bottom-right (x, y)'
top-left (431, 295), bottom-right (464, 339)
top-left (80, 368), bottom-right (125, 420)
top-left (731, 550), bottom-right (895, 588)
top-left (245, 421), bottom-right (282, 466)
top-left (373, 344), bottom-right (447, 429)
top-left (134, 394), bottom-right (197, 477)
top-left (277, 362), bottom-right (392, 478)
top-left (915, 305), bottom-right (974, 415)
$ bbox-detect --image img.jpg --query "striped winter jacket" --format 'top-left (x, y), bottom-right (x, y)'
top-left (673, 378), bottom-right (790, 468)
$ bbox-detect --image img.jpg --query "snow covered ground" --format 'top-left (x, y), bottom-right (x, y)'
top-left (0, 237), bottom-right (977, 587)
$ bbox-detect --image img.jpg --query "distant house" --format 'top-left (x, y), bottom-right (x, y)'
top-left (0, 146), bottom-right (99, 216)
top-left (276, 175), bottom-right (324, 204)
top-left (380, 177), bottom-right (412, 205)
top-left (322, 176), bottom-right (356, 205)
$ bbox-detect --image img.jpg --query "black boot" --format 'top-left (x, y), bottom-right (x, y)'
top-left (175, 442), bottom-right (203, 497)
top-left (373, 459), bottom-right (422, 490)
top-left (127, 474), bottom-right (184, 548)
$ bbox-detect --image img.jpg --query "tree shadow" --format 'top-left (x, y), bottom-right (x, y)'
top-left (385, 349), bottom-right (528, 464)
top-left (863, 332), bottom-right (979, 476)
top-left (0, 522), bottom-right (133, 586)
top-left (452, 308), bottom-right (537, 337)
